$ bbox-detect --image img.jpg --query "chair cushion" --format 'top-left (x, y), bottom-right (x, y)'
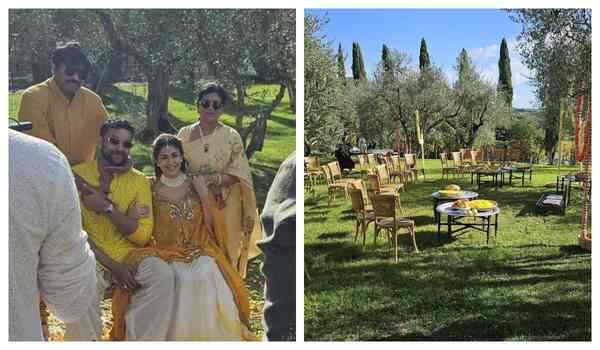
top-left (376, 217), bottom-right (414, 228)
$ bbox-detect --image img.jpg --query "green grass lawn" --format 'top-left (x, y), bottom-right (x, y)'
top-left (10, 82), bottom-right (296, 339)
top-left (304, 159), bottom-right (591, 340)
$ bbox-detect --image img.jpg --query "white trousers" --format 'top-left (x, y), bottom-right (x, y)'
top-left (64, 256), bottom-right (175, 341)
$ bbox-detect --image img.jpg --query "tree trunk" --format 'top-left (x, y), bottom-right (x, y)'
top-left (143, 66), bottom-right (175, 142)
top-left (240, 84), bottom-right (287, 159)
top-left (235, 82), bottom-right (246, 132)
top-left (286, 79), bottom-right (296, 111)
top-left (30, 50), bottom-right (51, 84)
top-left (95, 51), bottom-right (126, 95)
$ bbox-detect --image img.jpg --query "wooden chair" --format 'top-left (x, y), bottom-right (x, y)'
top-left (470, 149), bottom-right (483, 166)
top-left (376, 164), bottom-right (405, 193)
top-left (451, 151), bottom-right (468, 177)
top-left (440, 152), bottom-right (458, 180)
top-left (394, 155), bottom-right (414, 184)
top-left (460, 148), bottom-right (472, 165)
top-left (366, 172), bottom-right (403, 213)
top-left (348, 180), bottom-right (372, 209)
top-left (321, 165), bottom-right (348, 206)
top-left (357, 154), bottom-right (371, 175)
top-left (405, 153), bottom-right (425, 181)
top-left (371, 193), bottom-right (419, 262)
top-left (384, 156), bottom-right (398, 183)
top-left (304, 156), bottom-right (323, 186)
top-left (327, 161), bottom-right (354, 183)
top-left (348, 187), bottom-right (375, 246)
top-left (367, 153), bottom-right (378, 170)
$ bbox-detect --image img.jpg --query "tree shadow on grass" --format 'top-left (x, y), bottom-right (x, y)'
top-left (317, 231), bottom-right (351, 240)
top-left (306, 249), bottom-right (591, 340)
top-left (269, 113), bottom-right (296, 129)
top-left (306, 240), bottom-right (363, 263)
top-left (249, 162), bottom-right (280, 209)
top-left (305, 216), bottom-right (331, 224)
top-left (559, 244), bottom-right (591, 255)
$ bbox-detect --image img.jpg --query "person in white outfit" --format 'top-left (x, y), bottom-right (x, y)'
top-left (9, 129), bottom-right (97, 341)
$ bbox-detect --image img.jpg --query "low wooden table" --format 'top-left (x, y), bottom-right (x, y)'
top-left (504, 165), bottom-right (533, 186)
top-left (472, 168), bottom-right (507, 191)
top-left (431, 190), bottom-right (479, 223)
top-left (436, 202), bottom-right (500, 244)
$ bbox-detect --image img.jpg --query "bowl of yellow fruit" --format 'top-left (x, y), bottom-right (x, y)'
top-left (439, 184), bottom-right (464, 197)
top-left (469, 199), bottom-right (497, 212)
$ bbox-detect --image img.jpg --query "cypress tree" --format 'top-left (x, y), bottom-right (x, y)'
top-left (457, 48), bottom-right (472, 85)
top-left (498, 38), bottom-right (513, 107)
top-left (382, 44), bottom-right (393, 73)
top-left (419, 38), bottom-right (431, 72)
top-left (352, 42), bottom-right (367, 80)
top-left (337, 43), bottom-right (346, 80)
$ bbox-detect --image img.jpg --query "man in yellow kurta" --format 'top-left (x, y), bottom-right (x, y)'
top-left (18, 42), bottom-right (107, 166)
top-left (67, 120), bottom-right (175, 341)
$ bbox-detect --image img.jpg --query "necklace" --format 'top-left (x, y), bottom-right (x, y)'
top-left (160, 172), bottom-right (187, 187)
top-left (196, 122), bottom-right (219, 153)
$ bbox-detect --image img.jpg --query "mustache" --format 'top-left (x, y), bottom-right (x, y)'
top-left (66, 80), bottom-right (81, 85)
top-left (111, 150), bottom-right (127, 157)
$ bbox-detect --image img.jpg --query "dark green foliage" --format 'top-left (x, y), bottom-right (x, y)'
top-left (419, 37), bottom-right (431, 72)
top-left (351, 42), bottom-right (367, 80)
top-left (498, 38), bottom-right (513, 107)
top-left (382, 44), bottom-right (393, 73)
top-left (337, 43), bottom-right (346, 80)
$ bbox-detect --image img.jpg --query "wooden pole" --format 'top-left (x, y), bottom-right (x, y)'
top-left (558, 99), bottom-right (565, 173)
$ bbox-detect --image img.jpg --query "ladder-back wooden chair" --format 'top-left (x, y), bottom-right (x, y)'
top-left (321, 165), bottom-right (348, 206)
top-left (371, 193), bottom-right (419, 262)
top-left (304, 156), bottom-right (323, 186)
top-left (440, 152), bottom-right (458, 180)
top-left (451, 151), bottom-right (468, 177)
top-left (348, 187), bottom-right (375, 247)
top-left (405, 153), bottom-right (425, 181)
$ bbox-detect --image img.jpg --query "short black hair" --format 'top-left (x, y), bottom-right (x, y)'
top-left (152, 133), bottom-right (188, 177)
top-left (52, 42), bottom-right (91, 71)
top-left (196, 83), bottom-right (230, 107)
top-left (100, 119), bottom-right (135, 138)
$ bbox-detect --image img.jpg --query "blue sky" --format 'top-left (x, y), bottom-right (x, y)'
top-left (307, 9), bottom-right (536, 109)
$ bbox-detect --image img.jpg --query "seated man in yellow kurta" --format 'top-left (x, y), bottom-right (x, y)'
top-left (18, 41), bottom-right (108, 166)
top-left (67, 119), bottom-right (175, 341)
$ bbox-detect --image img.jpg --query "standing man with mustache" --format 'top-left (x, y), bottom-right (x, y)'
top-left (17, 41), bottom-right (108, 339)
top-left (18, 41), bottom-right (108, 166)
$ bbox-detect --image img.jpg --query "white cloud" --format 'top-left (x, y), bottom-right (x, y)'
top-left (469, 43), bottom-right (499, 60)
top-left (444, 38), bottom-right (537, 108)
top-left (470, 38), bottom-right (534, 87)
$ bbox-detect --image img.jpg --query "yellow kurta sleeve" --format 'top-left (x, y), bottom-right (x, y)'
top-left (18, 89), bottom-right (56, 145)
top-left (125, 175), bottom-right (154, 246)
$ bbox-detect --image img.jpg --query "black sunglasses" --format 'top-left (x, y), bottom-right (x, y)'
top-left (107, 136), bottom-right (134, 149)
top-left (64, 66), bottom-right (89, 80)
top-left (200, 100), bottom-right (223, 110)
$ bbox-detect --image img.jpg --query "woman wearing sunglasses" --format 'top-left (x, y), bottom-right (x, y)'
top-left (177, 84), bottom-right (260, 279)
top-left (110, 134), bottom-right (256, 340)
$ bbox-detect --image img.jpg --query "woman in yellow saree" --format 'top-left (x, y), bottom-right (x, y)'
top-left (111, 134), bottom-right (256, 340)
top-left (177, 84), bottom-right (260, 277)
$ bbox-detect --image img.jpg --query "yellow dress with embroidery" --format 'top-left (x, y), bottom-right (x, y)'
top-left (111, 183), bottom-right (256, 340)
top-left (178, 123), bottom-right (261, 275)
